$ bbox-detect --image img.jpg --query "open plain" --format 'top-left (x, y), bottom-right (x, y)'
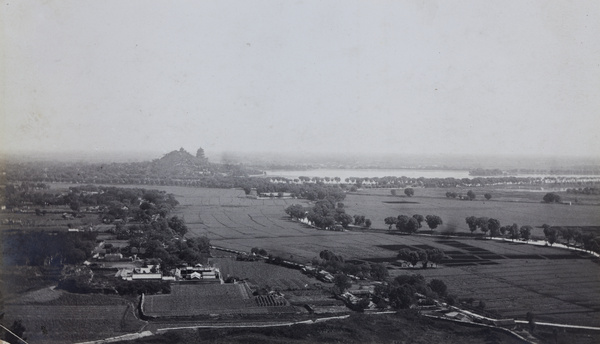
top-left (120, 184), bottom-right (600, 327)
top-left (40, 183), bottom-right (600, 329)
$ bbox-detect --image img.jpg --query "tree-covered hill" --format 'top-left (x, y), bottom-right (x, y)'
top-left (2, 147), bottom-right (259, 184)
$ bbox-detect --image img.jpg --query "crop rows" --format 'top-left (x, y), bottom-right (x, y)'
top-left (143, 284), bottom-right (297, 317)
top-left (212, 257), bottom-right (315, 290)
top-left (411, 259), bottom-right (600, 326)
top-left (2, 303), bottom-right (142, 344)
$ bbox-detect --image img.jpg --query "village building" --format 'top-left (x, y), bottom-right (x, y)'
top-left (175, 264), bottom-right (222, 283)
top-left (116, 265), bottom-right (164, 281)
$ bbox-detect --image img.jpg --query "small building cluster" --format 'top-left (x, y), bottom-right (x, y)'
top-left (175, 264), bottom-right (221, 282)
top-left (302, 266), bottom-right (334, 283)
top-left (115, 264), bottom-right (221, 283)
top-left (115, 265), bottom-right (166, 281)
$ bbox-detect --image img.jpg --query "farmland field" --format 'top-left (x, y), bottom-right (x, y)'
top-left (2, 288), bottom-right (145, 344)
top-left (344, 189), bottom-right (600, 236)
top-left (42, 183), bottom-right (600, 327)
top-left (411, 258), bottom-right (600, 326)
top-left (142, 283), bottom-right (296, 317)
top-left (142, 185), bottom-right (600, 327)
top-left (46, 183), bottom-right (600, 238)
top-left (211, 257), bottom-right (321, 290)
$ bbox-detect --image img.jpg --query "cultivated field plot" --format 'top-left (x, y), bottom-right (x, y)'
top-left (141, 186), bottom-right (313, 240)
top-left (2, 290), bottom-right (144, 344)
top-left (343, 191), bottom-right (600, 236)
top-left (44, 184), bottom-right (600, 327)
top-left (211, 257), bottom-right (319, 290)
top-left (378, 239), bottom-right (594, 267)
top-left (363, 186), bottom-right (600, 205)
top-left (212, 232), bottom-right (600, 326)
top-left (211, 231), bottom-right (581, 264)
top-left (410, 259), bottom-right (600, 327)
top-left (142, 284), bottom-right (296, 317)
top-left (128, 185), bottom-right (600, 248)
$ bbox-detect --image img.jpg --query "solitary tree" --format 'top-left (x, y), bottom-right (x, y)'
top-left (337, 213), bottom-right (354, 229)
top-left (484, 193), bottom-right (492, 201)
top-left (445, 191), bottom-right (457, 198)
top-left (425, 215), bottom-right (443, 231)
top-left (333, 273), bottom-right (352, 293)
top-left (543, 193), bottom-right (561, 203)
top-left (384, 217), bottom-right (398, 230)
top-left (557, 227), bottom-right (571, 244)
top-left (370, 263), bottom-right (388, 281)
top-left (364, 219), bottom-right (372, 228)
top-left (412, 214), bottom-right (425, 227)
top-left (429, 279), bottom-right (447, 297)
top-left (466, 216), bottom-right (478, 234)
top-left (404, 188), bottom-right (415, 197)
top-left (285, 204), bottom-right (305, 220)
top-left (487, 218), bottom-right (501, 238)
top-left (543, 226), bottom-right (558, 246)
top-left (353, 215), bottom-right (366, 226)
top-left (509, 223), bottom-right (520, 241)
top-left (476, 217), bottom-right (490, 235)
top-left (406, 217), bottom-right (421, 234)
top-left (396, 215), bottom-right (410, 232)
top-left (520, 225), bottom-right (533, 241)
top-left (467, 190), bottom-right (476, 201)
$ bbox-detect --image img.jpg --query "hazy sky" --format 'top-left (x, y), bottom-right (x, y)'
top-left (2, 1), bottom-right (599, 158)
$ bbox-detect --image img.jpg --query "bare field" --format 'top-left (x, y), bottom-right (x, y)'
top-left (343, 191), bottom-right (600, 236)
top-left (410, 259), bottom-right (600, 326)
top-left (3, 290), bottom-right (144, 344)
top-left (211, 257), bottom-right (320, 290)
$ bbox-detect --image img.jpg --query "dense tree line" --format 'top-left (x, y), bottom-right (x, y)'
top-left (2, 231), bottom-right (97, 266)
top-left (241, 178), bottom-right (347, 202)
top-left (373, 274), bottom-right (448, 310)
top-left (127, 233), bottom-right (211, 274)
top-left (445, 190), bottom-right (491, 201)
top-left (6, 158), bottom-right (598, 191)
top-left (566, 187), bottom-right (600, 195)
top-left (285, 201), bottom-right (370, 230)
top-left (464, 216), bottom-right (600, 254)
top-left (312, 250), bottom-right (388, 281)
top-left (57, 272), bottom-right (172, 295)
top-left (397, 248), bottom-right (445, 268)
top-left (465, 216), bottom-right (533, 240)
top-left (541, 224), bottom-right (600, 252)
top-left (469, 168), bottom-right (504, 176)
top-left (3, 184), bottom-right (180, 224)
top-left (384, 214), bottom-right (442, 233)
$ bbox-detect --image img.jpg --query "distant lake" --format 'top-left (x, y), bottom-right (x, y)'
top-left (265, 169), bottom-right (472, 179)
top-left (265, 169), bottom-right (600, 180)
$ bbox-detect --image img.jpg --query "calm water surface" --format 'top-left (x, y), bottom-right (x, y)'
top-left (265, 169), bottom-right (471, 179)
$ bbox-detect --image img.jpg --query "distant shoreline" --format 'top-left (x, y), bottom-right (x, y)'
top-left (264, 168), bottom-right (600, 180)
